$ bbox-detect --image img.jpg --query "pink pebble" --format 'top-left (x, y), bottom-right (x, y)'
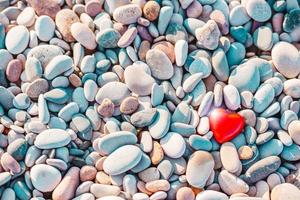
top-left (186, 1), bottom-right (202, 18)
top-left (1, 152), bottom-right (21, 174)
top-left (52, 167), bottom-right (80, 200)
top-left (85, 0), bottom-right (103, 17)
top-left (6, 59), bottom-right (23, 83)
top-left (272, 13), bottom-right (284, 34)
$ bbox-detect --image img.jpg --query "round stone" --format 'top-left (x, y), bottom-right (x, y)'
top-left (288, 120), bottom-right (300, 145)
top-left (6, 59), bottom-right (22, 82)
top-left (176, 187), bottom-right (195, 200)
top-left (5, 25), bottom-right (29, 54)
top-left (246, 0), bottom-right (272, 22)
top-left (35, 16), bottom-right (55, 42)
top-left (16, 7), bottom-right (36, 27)
top-left (284, 79), bottom-right (300, 98)
top-left (26, 78), bottom-right (49, 99)
top-left (113, 4), bottom-right (142, 25)
top-left (143, 1), bottom-right (160, 21)
top-left (30, 164), bottom-right (62, 192)
top-left (271, 42), bottom-right (300, 78)
top-left (85, 0), bottom-right (102, 17)
top-left (120, 96), bottom-right (139, 114)
top-left (160, 132), bottom-right (186, 159)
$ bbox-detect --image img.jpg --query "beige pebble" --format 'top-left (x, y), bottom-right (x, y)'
top-left (238, 146), bottom-right (254, 160)
top-left (55, 9), bottom-right (80, 42)
top-left (176, 187), bottom-right (195, 200)
top-left (71, 22), bottom-right (97, 50)
top-left (97, 98), bottom-right (115, 118)
top-left (120, 96), bottom-right (139, 114)
top-left (143, 1), bottom-right (160, 21)
top-left (80, 165), bottom-right (97, 182)
top-left (150, 141), bottom-right (164, 165)
top-left (145, 180), bottom-right (170, 192)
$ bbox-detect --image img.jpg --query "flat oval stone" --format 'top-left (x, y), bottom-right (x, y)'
top-left (218, 170), bottom-right (249, 195)
top-left (96, 28), bottom-right (121, 49)
top-left (103, 145), bottom-right (142, 175)
top-left (113, 4), bottom-right (142, 25)
top-left (71, 22), bottom-right (97, 50)
top-left (55, 9), bottom-right (80, 42)
top-left (35, 15), bottom-right (55, 42)
top-left (160, 132), bottom-right (186, 158)
top-left (186, 151), bottom-right (214, 188)
top-left (220, 142), bottom-right (241, 174)
top-left (149, 105), bottom-right (171, 139)
top-left (5, 25), bottom-right (29, 54)
top-left (90, 184), bottom-right (121, 198)
top-left (124, 64), bottom-right (155, 96)
top-left (271, 183), bottom-right (300, 200)
top-left (118, 27), bottom-right (138, 48)
top-left (131, 108), bottom-right (157, 127)
top-left (97, 131), bottom-right (137, 155)
top-left (6, 59), bottom-right (22, 83)
top-left (272, 42), bottom-right (300, 78)
top-left (281, 143), bottom-right (300, 161)
top-left (146, 49), bottom-right (174, 80)
top-left (34, 129), bottom-right (71, 149)
top-left (246, 0), bottom-right (272, 22)
top-left (44, 55), bottom-right (73, 80)
top-left (253, 26), bottom-right (273, 51)
top-left (30, 164), bottom-right (61, 192)
top-left (95, 82), bottom-right (130, 106)
top-left (26, 78), bottom-right (49, 99)
top-left (229, 5), bottom-right (251, 26)
top-left (244, 156), bottom-right (281, 184)
top-left (258, 139), bottom-right (283, 159)
top-left (16, 7), bottom-right (36, 27)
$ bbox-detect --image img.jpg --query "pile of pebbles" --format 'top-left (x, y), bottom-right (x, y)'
top-left (1, 0), bottom-right (300, 199)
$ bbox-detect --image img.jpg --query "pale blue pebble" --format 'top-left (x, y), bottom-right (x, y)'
top-left (190, 80), bottom-right (206, 107)
top-left (162, 81), bottom-right (181, 105)
top-left (253, 26), bottom-right (273, 51)
top-left (211, 138), bottom-right (220, 151)
top-left (171, 101), bottom-right (191, 124)
top-left (0, 86), bottom-right (14, 110)
top-left (157, 160), bottom-right (174, 180)
top-left (123, 174), bottom-right (137, 195)
top-left (260, 102), bottom-right (280, 118)
top-left (281, 143), bottom-right (300, 161)
top-left (80, 55), bottom-right (96, 73)
top-left (226, 42), bottom-right (246, 67)
top-left (256, 130), bottom-right (275, 145)
top-left (244, 126), bottom-right (257, 145)
top-left (49, 116), bottom-right (67, 130)
top-left (97, 72), bottom-right (119, 87)
top-left (158, 6), bottom-right (174, 35)
top-left (94, 51), bottom-right (106, 62)
top-left (84, 79), bottom-right (98, 102)
top-left (35, 16), bottom-right (55, 42)
top-left (0, 105), bottom-right (4, 116)
top-left (265, 77), bottom-right (283, 96)
top-left (96, 59), bottom-right (111, 74)
top-left (72, 113), bottom-right (91, 133)
top-left (175, 40), bottom-right (188, 67)
top-left (170, 122), bottom-right (196, 137)
top-left (151, 83), bottom-right (164, 107)
top-left (188, 57), bottom-right (212, 77)
top-left (51, 76), bottom-right (69, 88)
top-left (198, 0), bottom-right (217, 4)
top-left (44, 55), bottom-right (73, 80)
top-left (55, 147), bottom-right (69, 163)
top-left (131, 153), bottom-right (151, 173)
top-left (1, 188), bottom-right (16, 200)
top-left (245, 33), bottom-right (253, 48)
top-left (13, 180), bottom-right (32, 200)
top-left (103, 145), bottom-right (142, 175)
top-left (34, 129), bottom-right (71, 149)
top-left (38, 94), bottom-right (49, 124)
top-left (259, 139), bottom-right (283, 159)
top-left (72, 87), bottom-right (89, 112)
top-left (170, 13), bottom-right (183, 25)
top-left (211, 48), bottom-right (229, 81)
top-left (277, 167), bottom-right (290, 177)
top-left (229, 5), bottom-right (251, 26)
top-left (247, 58), bottom-right (273, 82)
top-left (82, 73), bottom-right (97, 84)
top-left (231, 133), bottom-right (247, 149)
top-left (149, 105), bottom-right (171, 139)
top-left (133, 35), bottom-right (142, 50)
top-left (286, 0), bottom-right (299, 12)
top-left (183, 18), bottom-right (205, 36)
top-left (170, 66), bottom-right (183, 89)
top-left (44, 88), bottom-right (69, 104)
top-left (126, 46), bottom-right (138, 62)
top-left (58, 102), bottom-right (79, 122)
top-left (268, 118), bottom-right (282, 131)
top-left (85, 107), bottom-right (100, 130)
top-left (13, 93), bottom-right (30, 110)
top-left (25, 57), bottom-right (42, 81)
top-left (277, 130), bottom-right (293, 146)
top-left (253, 83), bottom-right (275, 113)
top-left (280, 96), bottom-right (292, 114)
top-left (283, 162), bottom-right (298, 171)
top-left (189, 134), bottom-right (212, 151)
top-left (272, 33), bottom-right (280, 44)
top-left (119, 48), bottom-right (132, 68)
top-left (198, 91), bottom-right (213, 117)
top-left (148, 23), bottom-right (159, 38)
top-left (212, 0), bottom-right (229, 19)
top-left (280, 110), bottom-right (298, 130)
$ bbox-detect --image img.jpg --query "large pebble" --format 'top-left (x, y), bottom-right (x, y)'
top-left (44, 55), bottom-right (73, 80)
top-left (34, 129), bottom-right (71, 149)
top-left (113, 4), bottom-right (142, 25)
top-left (35, 16), bottom-right (55, 42)
top-left (55, 9), bottom-right (80, 42)
top-left (195, 20), bottom-right (220, 50)
top-left (283, 79), bottom-right (300, 98)
top-left (220, 142), bottom-right (241, 173)
top-left (271, 183), bottom-right (300, 200)
top-left (149, 105), bottom-right (171, 139)
top-left (196, 190), bottom-right (228, 200)
top-left (5, 26), bottom-right (29, 54)
top-left (246, 0), bottom-right (272, 22)
top-left (30, 164), bottom-right (61, 192)
top-left (71, 23), bottom-right (97, 50)
top-left (218, 170), bottom-right (249, 195)
top-left (253, 84), bottom-right (275, 113)
top-left (103, 145), bottom-right (142, 175)
top-left (160, 132), bottom-right (186, 159)
top-left (186, 151), bottom-right (214, 188)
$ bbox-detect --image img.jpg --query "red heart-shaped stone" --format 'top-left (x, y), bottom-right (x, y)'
top-left (209, 108), bottom-right (245, 144)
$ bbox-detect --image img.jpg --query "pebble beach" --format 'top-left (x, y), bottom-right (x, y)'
top-left (0, 0), bottom-right (300, 200)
